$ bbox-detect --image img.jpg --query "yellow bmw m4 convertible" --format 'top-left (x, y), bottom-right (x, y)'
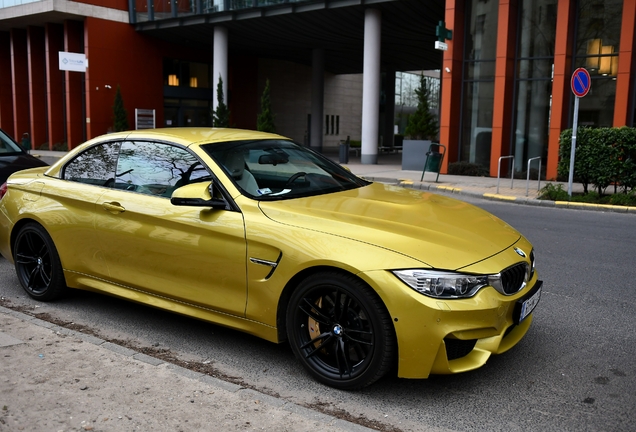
top-left (0, 128), bottom-right (542, 389)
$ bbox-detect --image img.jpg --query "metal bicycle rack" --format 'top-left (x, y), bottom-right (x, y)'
top-left (496, 155), bottom-right (514, 194)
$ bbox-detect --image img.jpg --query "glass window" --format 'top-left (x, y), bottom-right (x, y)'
top-left (575, 0), bottom-right (622, 75)
top-left (163, 59), bottom-right (211, 89)
top-left (203, 140), bottom-right (367, 199)
top-left (63, 142), bottom-right (120, 186)
top-left (461, 81), bottom-right (496, 168)
top-left (460, 0), bottom-right (499, 168)
top-left (0, 129), bottom-right (23, 154)
top-left (511, 0), bottom-right (558, 176)
top-left (114, 141), bottom-right (209, 197)
top-left (572, 0), bottom-right (622, 128)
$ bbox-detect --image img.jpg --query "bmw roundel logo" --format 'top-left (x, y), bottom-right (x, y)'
top-left (514, 247), bottom-right (526, 258)
top-left (333, 325), bottom-right (343, 336)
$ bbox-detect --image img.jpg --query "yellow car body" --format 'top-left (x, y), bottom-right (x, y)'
top-left (0, 128), bottom-right (541, 389)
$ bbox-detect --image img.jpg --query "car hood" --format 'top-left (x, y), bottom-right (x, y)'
top-left (258, 182), bottom-right (521, 270)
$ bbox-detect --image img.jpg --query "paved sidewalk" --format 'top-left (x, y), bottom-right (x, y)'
top-left (335, 153), bottom-right (636, 214)
top-left (0, 306), bottom-right (374, 432)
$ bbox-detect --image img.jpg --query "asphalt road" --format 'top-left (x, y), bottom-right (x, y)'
top-left (1, 197), bottom-right (635, 432)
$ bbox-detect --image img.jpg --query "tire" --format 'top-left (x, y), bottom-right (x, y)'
top-left (286, 271), bottom-right (395, 390)
top-left (13, 223), bottom-right (67, 301)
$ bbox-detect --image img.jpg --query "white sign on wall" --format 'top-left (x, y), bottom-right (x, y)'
top-left (435, 41), bottom-right (448, 51)
top-left (59, 52), bottom-right (88, 72)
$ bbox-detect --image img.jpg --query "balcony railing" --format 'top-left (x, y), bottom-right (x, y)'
top-left (130, 0), bottom-right (305, 24)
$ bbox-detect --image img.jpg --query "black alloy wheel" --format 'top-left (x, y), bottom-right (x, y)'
top-left (286, 272), bottom-right (395, 390)
top-left (14, 223), bottom-right (66, 301)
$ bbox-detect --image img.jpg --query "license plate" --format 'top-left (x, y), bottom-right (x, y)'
top-left (514, 281), bottom-right (542, 324)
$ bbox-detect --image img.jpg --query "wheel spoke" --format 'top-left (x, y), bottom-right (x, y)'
top-left (340, 294), bottom-right (354, 323)
top-left (343, 332), bottom-right (374, 346)
top-left (299, 298), bottom-right (331, 326)
top-left (26, 266), bottom-right (39, 289)
top-left (38, 266), bottom-right (51, 286)
top-left (352, 339), bottom-right (368, 361)
top-left (24, 232), bottom-right (37, 254)
top-left (38, 244), bottom-right (49, 260)
top-left (333, 290), bottom-right (342, 321)
top-left (336, 338), bottom-right (352, 378)
top-left (303, 333), bottom-right (334, 359)
top-left (15, 252), bottom-right (38, 265)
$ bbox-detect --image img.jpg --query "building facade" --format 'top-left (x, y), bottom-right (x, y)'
top-left (0, 0), bottom-right (635, 180)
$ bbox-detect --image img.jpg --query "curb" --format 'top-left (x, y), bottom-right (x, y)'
top-left (0, 305), bottom-right (374, 432)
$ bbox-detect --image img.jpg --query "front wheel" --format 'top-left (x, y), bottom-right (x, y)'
top-left (286, 272), bottom-right (395, 390)
top-left (13, 223), bottom-right (67, 301)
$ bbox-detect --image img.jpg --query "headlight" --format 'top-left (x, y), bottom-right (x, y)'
top-left (393, 269), bottom-right (502, 299)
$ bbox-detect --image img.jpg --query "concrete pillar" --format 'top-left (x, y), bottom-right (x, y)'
top-left (361, 9), bottom-right (381, 164)
top-left (310, 48), bottom-right (324, 153)
top-left (213, 26), bottom-right (228, 112)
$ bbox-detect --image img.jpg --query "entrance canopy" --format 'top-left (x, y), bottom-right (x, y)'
top-left (133, 0), bottom-right (445, 75)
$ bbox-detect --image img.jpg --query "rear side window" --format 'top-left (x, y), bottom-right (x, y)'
top-left (113, 141), bottom-right (208, 197)
top-left (0, 129), bottom-right (23, 154)
top-left (63, 142), bottom-right (120, 186)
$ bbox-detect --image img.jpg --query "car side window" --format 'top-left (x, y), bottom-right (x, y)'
top-left (114, 141), bottom-right (207, 197)
top-left (63, 142), bottom-right (120, 186)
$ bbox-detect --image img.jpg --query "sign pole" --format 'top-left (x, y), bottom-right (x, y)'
top-left (568, 96), bottom-right (579, 197)
top-left (568, 67), bottom-right (591, 198)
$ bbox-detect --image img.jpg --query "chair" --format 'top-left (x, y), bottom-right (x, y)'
top-left (225, 151), bottom-right (260, 195)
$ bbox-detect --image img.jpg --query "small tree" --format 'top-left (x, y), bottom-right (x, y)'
top-left (257, 79), bottom-right (276, 133)
top-left (113, 85), bottom-right (129, 132)
top-left (212, 76), bottom-right (230, 128)
top-left (404, 74), bottom-right (438, 141)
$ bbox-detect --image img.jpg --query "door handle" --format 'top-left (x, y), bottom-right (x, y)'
top-left (102, 201), bottom-right (125, 214)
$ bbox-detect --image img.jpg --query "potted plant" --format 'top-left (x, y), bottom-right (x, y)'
top-left (402, 74), bottom-right (439, 171)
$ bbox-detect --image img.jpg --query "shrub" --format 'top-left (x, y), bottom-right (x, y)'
top-left (112, 86), bottom-right (129, 132)
top-left (448, 161), bottom-right (489, 177)
top-left (606, 190), bottom-right (636, 206)
top-left (211, 76), bottom-right (230, 128)
top-left (539, 183), bottom-right (568, 201)
top-left (257, 79), bottom-right (276, 133)
top-left (558, 126), bottom-right (636, 197)
top-left (404, 74), bottom-right (438, 140)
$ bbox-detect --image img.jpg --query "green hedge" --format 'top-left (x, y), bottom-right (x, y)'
top-left (558, 127), bottom-right (636, 196)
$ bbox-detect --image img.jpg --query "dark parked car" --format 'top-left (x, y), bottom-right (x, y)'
top-left (0, 129), bottom-right (48, 183)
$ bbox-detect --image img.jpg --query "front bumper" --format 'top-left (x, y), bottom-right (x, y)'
top-left (359, 269), bottom-right (541, 379)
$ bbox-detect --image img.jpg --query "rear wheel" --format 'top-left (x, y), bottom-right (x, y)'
top-left (13, 223), bottom-right (66, 301)
top-left (286, 272), bottom-right (395, 390)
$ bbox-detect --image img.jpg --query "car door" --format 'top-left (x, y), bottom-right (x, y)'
top-left (93, 140), bottom-right (248, 316)
top-left (54, 141), bottom-right (121, 278)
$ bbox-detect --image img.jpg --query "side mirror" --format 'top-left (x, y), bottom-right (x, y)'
top-left (170, 181), bottom-right (227, 209)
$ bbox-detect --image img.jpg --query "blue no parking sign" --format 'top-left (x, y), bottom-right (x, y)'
top-left (571, 68), bottom-right (591, 98)
top-left (568, 67), bottom-right (591, 197)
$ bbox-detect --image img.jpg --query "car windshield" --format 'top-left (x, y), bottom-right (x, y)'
top-left (0, 129), bottom-right (24, 155)
top-left (202, 139), bottom-right (369, 200)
